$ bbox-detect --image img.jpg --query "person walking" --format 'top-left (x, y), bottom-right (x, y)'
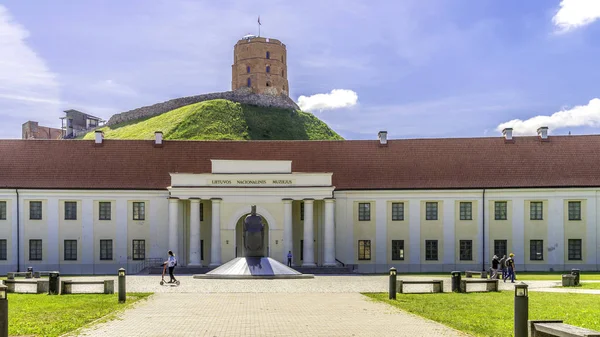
top-left (490, 255), bottom-right (500, 279)
top-left (503, 253), bottom-right (515, 283)
top-left (499, 255), bottom-right (507, 280)
top-left (287, 250), bottom-right (293, 267)
top-left (165, 250), bottom-right (178, 283)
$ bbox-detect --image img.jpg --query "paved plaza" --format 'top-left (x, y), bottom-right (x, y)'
top-left (55, 275), bottom-right (584, 336)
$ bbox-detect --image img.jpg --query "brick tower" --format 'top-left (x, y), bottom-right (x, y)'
top-left (232, 35), bottom-right (289, 96)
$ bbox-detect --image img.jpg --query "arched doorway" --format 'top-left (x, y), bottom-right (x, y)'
top-left (235, 214), bottom-right (270, 257)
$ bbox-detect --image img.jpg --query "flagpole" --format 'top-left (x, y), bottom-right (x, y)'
top-left (258, 16), bottom-right (261, 37)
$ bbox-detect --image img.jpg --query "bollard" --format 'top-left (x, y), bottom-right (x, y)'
top-left (388, 267), bottom-right (397, 300)
top-left (514, 282), bottom-right (529, 337)
top-left (48, 271), bottom-right (60, 295)
top-left (0, 284), bottom-right (7, 337)
top-left (451, 271), bottom-right (461, 292)
top-left (118, 268), bottom-right (126, 303)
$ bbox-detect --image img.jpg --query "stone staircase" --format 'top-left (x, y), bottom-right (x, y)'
top-left (146, 266), bottom-right (214, 275)
top-left (291, 266), bottom-right (355, 275)
top-left (144, 265), bottom-right (354, 275)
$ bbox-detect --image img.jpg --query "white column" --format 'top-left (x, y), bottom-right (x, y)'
top-left (302, 199), bottom-right (316, 267)
top-left (47, 198), bottom-right (59, 269)
top-left (210, 198), bottom-right (222, 266)
top-left (81, 199), bottom-right (94, 274)
top-left (323, 198), bottom-right (336, 266)
top-left (189, 199), bottom-right (202, 266)
top-left (283, 199), bottom-right (293, 264)
top-left (168, 198), bottom-right (179, 258)
top-left (115, 199), bottom-right (128, 266)
top-left (375, 199), bottom-right (387, 272)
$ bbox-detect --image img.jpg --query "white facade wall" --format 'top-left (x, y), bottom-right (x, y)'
top-left (1, 187), bottom-right (599, 274)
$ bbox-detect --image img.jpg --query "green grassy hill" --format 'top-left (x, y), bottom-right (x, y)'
top-left (83, 99), bottom-right (343, 140)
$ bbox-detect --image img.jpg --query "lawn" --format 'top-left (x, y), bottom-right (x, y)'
top-left (573, 282), bottom-right (600, 289)
top-left (389, 272), bottom-right (600, 281)
top-left (9, 293), bottom-right (152, 337)
top-left (366, 291), bottom-right (600, 337)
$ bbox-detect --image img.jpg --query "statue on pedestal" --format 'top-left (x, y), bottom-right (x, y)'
top-left (243, 205), bottom-right (264, 257)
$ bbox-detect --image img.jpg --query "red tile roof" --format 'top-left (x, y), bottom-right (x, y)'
top-left (1, 136), bottom-right (600, 190)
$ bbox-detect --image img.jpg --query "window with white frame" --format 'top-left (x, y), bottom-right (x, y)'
top-left (64, 240), bottom-right (77, 260)
top-left (391, 240), bottom-right (404, 260)
top-left (425, 202), bottom-right (438, 220)
top-left (100, 240), bottom-right (113, 260)
top-left (391, 202), bottom-right (404, 221)
top-left (30, 201), bottom-right (42, 220)
top-left (29, 239), bottom-right (42, 260)
top-left (425, 240), bottom-right (438, 260)
top-left (358, 240), bottom-right (371, 260)
top-left (530, 202), bottom-right (543, 220)
top-left (494, 201), bottom-right (507, 220)
top-left (99, 202), bottom-right (111, 220)
top-left (459, 202), bottom-right (472, 220)
top-left (568, 239), bottom-right (582, 260)
top-left (568, 201), bottom-right (581, 221)
top-left (358, 203), bottom-right (370, 221)
top-left (459, 240), bottom-right (473, 260)
top-left (64, 201), bottom-right (77, 220)
top-left (0, 201), bottom-right (6, 220)
top-left (530, 240), bottom-right (543, 260)
top-left (133, 202), bottom-right (145, 221)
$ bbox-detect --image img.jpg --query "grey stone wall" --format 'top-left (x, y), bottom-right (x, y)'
top-left (107, 88), bottom-right (300, 126)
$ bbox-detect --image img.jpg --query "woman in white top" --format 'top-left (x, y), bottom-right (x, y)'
top-left (165, 250), bottom-right (178, 283)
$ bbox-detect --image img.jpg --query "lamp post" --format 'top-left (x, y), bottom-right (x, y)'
top-left (118, 268), bottom-right (126, 303)
top-left (389, 267), bottom-right (397, 300)
top-left (0, 284), bottom-right (7, 337)
top-left (514, 282), bottom-right (529, 337)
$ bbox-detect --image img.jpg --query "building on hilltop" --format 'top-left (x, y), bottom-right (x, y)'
top-left (232, 35), bottom-right (289, 96)
top-left (60, 109), bottom-right (104, 139)
top-left (1, 126), bottom-right (600, 274)
top-left (22, 110), bottom-right (105, 140)
top-left (22, 121), bottom-right (63, 140)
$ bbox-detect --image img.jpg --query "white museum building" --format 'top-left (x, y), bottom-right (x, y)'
top-left (1, 129), bottom-right (599, 274)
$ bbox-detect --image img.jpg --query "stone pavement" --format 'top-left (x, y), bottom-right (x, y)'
top-left (60, 275), bottom-right (585, 337)
top-left (74, 293), bottom-right (468, 337)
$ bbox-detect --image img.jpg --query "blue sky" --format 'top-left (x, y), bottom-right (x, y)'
top-left (1, 0), bottom-right (599, 139)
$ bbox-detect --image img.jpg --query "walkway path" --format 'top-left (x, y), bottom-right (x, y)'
top-left (74, 293), bottom-right (468, 337)
top-left (64, 275), bottom-right (593, 336)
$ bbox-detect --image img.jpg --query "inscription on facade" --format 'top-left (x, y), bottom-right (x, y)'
top-left (210, 179), bottom-right (293, 185)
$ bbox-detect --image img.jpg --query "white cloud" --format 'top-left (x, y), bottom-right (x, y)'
top-left (496, 98), bottom-right (600, 135)
top-left (552, 0), bottom-right (600, 32)
top-left (0, 5), bottom-right (60, 138)
top-left (297, 89), bottom-right (358, 112)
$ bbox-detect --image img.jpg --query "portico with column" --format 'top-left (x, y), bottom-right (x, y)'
top-left (167, 159), bottom-right (336, 268)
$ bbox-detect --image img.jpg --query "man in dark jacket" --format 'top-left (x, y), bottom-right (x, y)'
top-left (490, 255), bottom-right (500, 279)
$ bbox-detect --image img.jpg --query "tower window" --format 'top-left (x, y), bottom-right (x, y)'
top-left (281, 55), bottom-right (284, 62)
top-left (246, 66), bottom-right (250, 73)
top-left (282, 70), bottom-right (284, 76)
top-left (247, 78), bottom-right (251, 87)
top-left (266, 82), bottom-right (271, 87)
top-left (266, 66), bottom-right (270, 73)
top-left (266, 51), bottom-right (270, 59)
